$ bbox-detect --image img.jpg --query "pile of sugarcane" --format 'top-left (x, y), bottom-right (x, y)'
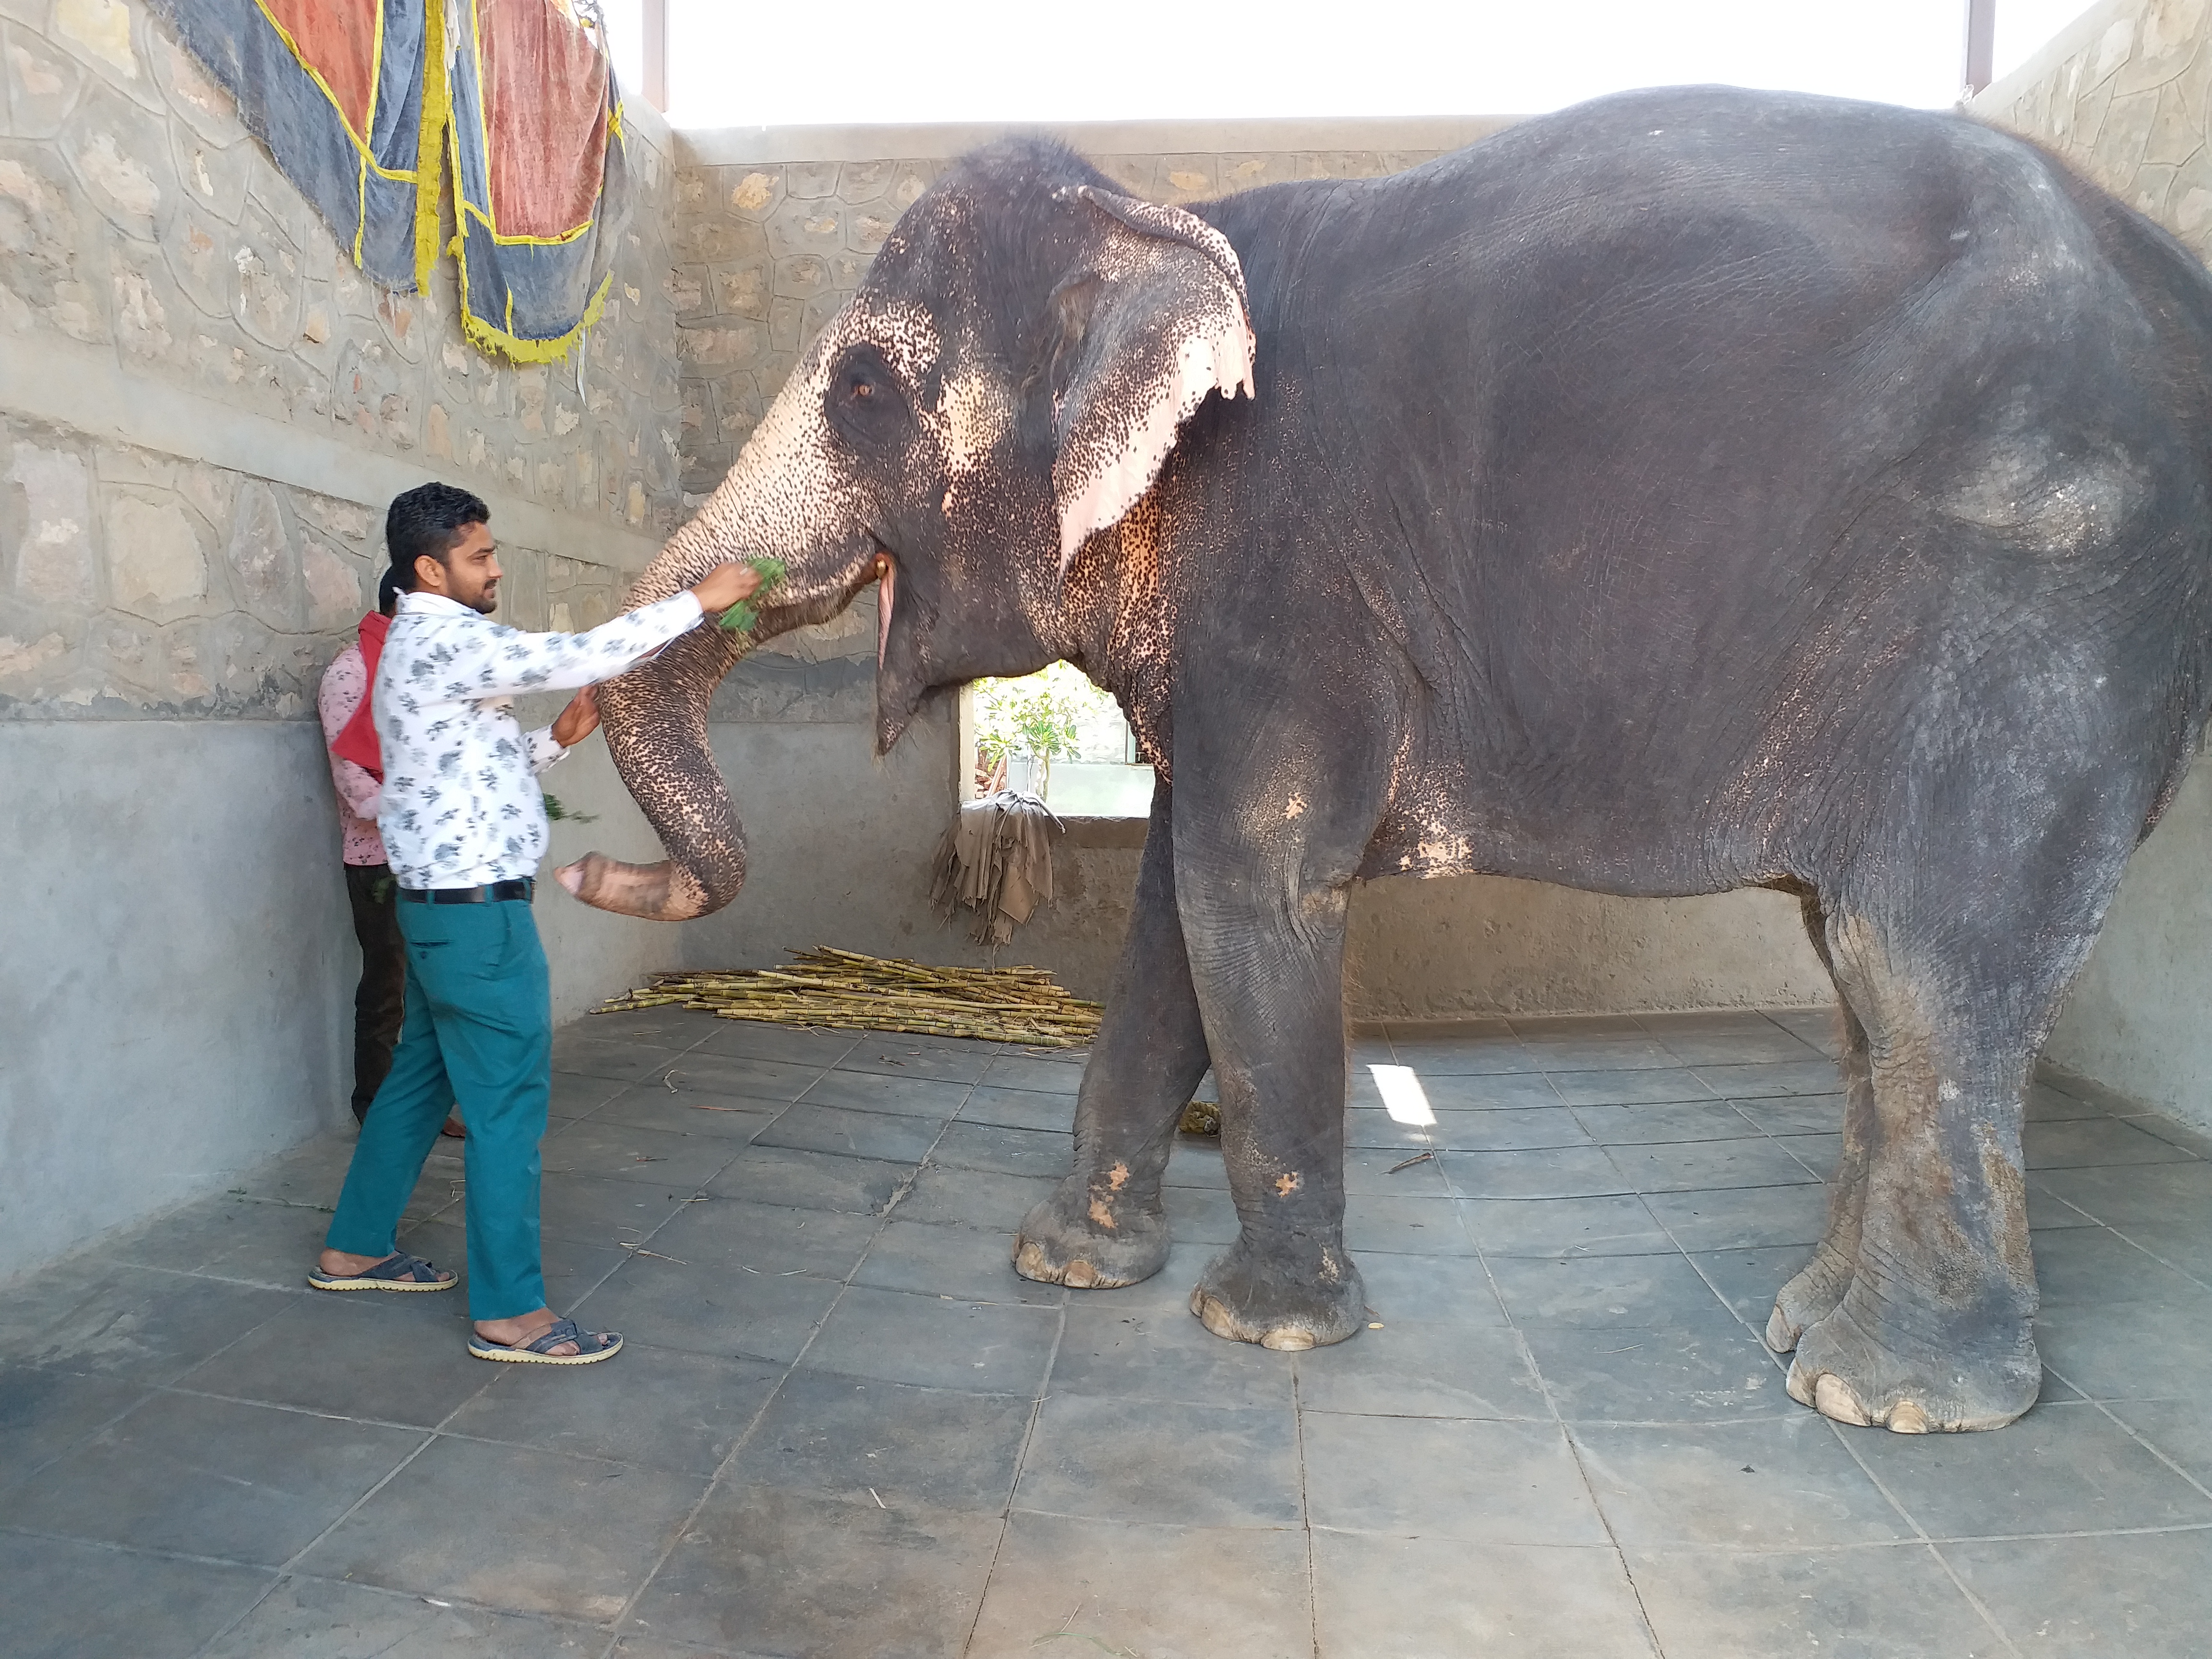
top-left (593, 946), bottom-right (1101, 1047)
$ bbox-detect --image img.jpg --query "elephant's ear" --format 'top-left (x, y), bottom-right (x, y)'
top-left (1049, 186), bottom-right (1256, 570)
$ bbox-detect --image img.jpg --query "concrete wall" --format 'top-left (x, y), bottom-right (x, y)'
top-left (665, 118), bottom-right (1831, 1014)
top-left (0, 0), bottom-right (688, 1281)
top-left (1974, 0), bottom-right (2212, 1129)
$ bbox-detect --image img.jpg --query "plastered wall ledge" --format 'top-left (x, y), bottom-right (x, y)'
top-left (676, 114), bottom-right (1524, 167)
top-left (0, 334), bottom-right (667, 576)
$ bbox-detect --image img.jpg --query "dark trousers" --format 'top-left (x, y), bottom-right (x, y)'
top-left (343, 863), bottom-right (408, 1122)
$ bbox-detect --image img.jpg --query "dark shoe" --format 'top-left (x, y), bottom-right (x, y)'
top-left (308, 1251), bottom-right (457, 1293)
top-left (468, 1316), bottom-right (622, 1366)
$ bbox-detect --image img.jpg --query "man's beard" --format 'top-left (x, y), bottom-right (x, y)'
top-left (466, 583), bottom-right (499, 615)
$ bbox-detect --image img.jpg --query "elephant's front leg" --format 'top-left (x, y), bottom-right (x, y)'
top-left (1013, 782), bottom-right (1211, 1289)
top-left (1177, 834), bottom-right (1367, 1353)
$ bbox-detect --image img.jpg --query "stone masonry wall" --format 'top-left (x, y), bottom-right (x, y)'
top-left (1974, 0), bottom-right (2212, 1130)
top-left (1, 0), bottom-right (685, 721)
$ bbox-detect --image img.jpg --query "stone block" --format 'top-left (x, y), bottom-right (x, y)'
top-left (664, 262), bottom-right (706, 316)
top-left (726, 167), bottom-right (785, 221)
top-left (159, 199), bottom-right (229, 318)
top-left (165, 115), bottom-right (251, 226)
top-left (105, 490), bottom-right (207, 620)
top-left (374, 286), bottom-right (428, 363)
top-left (838, 159), bottom-right (893, 204)
top-left (146, 16), bottom-right (242, 146)
top-left (799, 289), bottom-right (841, 345)
top-left (4, 22), bottom-right (87, 140)
top-left (2147, 44), bottom-right (2212, 167)
top-left (516, 364), bottom-right (550, 437)
top-left (179, 314), bottom-right (299, 419)
top-left (2071, 80), bottom-right (2117, 158)
top-left (222, 478), bottom-right (298, 629)
top-left (677, 319), bottom-right (766, 370)
top-left (887, 160), bottom-right (938, 211)
top-left (6, 439), bottom-right (98, 609)
top-left (332, 328), bottom-right (412, 445)
top-left (674, 165), bottom-right (711, 209)
top-left (289, 489), bottom-right (373, 549)
top-left (301, 535), bottom-right (363, 627)
top-left (772, 252), bottom-right (830, 300)
top-left (768, 292), bottom-right (802, 353)
top-left (110, 239), bottom-right (186, 367)
top-left (2135, 158), bottom-right (2183, 222)
top-left (1094, 155), bottom-right (1156, 197)
top-left (712, 255), bottom-right (771, 318)
top-left (1155, 154), bottom-right (1217, 201)
top-left (767, 197), bottom-right (844, 260)
top-left (1217, 154), bottom-right (1290, 192)
top-left (2122, 0), bottom-right (2211, 95)
top-left (230, 198), bottom-right (303, 346)
top-left (0, 141), bottom-right (108, 342)
top-left (67, 80), bottom-right (168, 240)
top-left (846, 206), bottom-right (893, 254)
top-left (2096, 88), bottom-right (2162, 185)
top-left (242, 145), bottom-right (327, 258)
top-left (786, 159), bottom-right (839, 200)
top-left (0, 615), bottom-right (77, 701)
top-left (177, 459), bottom-right (235, 535)
top-left (53, 0), bottom-right (151, 108)
top-left (684, 213), bottom-right (763, 264)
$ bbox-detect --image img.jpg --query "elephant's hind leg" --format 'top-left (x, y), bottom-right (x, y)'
top-left (1012, 783), bottom-right (1210, 1290)
top-left (1767, 892), bottom-right (1876, 1354)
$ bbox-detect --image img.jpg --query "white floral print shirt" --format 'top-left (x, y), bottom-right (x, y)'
top-left (372, 589), bottom-right (704, 890)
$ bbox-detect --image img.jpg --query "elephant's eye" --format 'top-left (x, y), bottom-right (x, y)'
top-left (826, 344), bottom-right (908, 451)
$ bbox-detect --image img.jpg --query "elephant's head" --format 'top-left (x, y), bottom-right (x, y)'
top-left (562, 140), bottom-right (1255, 919)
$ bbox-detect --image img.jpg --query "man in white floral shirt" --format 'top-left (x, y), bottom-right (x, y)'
top-left (311, 482), bottom-right (760, 1367)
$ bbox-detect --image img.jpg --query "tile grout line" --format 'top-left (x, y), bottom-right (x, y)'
top-left (1422, 1076), bottom-right (1672, 1659)
top-left (596, 1062), bottom-right (989, 1659)
top-left (957, 1279), bottom-right (1070, 1657)
top-left (1290, 1367), bottom-right (1322, 1659)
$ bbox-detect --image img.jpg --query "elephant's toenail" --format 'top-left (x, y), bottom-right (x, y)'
top-left (1887, 1400), bottom-right (1931, 1434)
top-left (1261, 1327), bottom-right (1315, 1352)
top-left (1765, 1303), bottom-right (1800, 1354)
top-left (1814, 1373), bottom-right (1873, 1426)
top-left (1064, 1260), bottom-right (1097, 1288)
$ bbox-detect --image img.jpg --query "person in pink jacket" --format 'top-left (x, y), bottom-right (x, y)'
top-left (317, 570), bottom-right (460, 1137)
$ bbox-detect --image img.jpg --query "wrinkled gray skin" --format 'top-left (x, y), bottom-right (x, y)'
top-left (568, 87), bottom-right (2212, 1432)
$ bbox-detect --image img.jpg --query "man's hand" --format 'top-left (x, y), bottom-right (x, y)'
top-left (551, 684), bottom-right (601, 748)
top-left (689, 562), bottom-right (763, 616)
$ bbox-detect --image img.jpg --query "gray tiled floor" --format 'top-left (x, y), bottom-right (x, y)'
top-left (5, 1008), bottom-right (2212, 1658)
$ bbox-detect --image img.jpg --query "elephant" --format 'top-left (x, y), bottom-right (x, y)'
top-left (562, 84), bottom-right (2212, 1433)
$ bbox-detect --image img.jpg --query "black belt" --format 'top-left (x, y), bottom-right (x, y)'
top-left (398, 878), bottom-right (534, 904)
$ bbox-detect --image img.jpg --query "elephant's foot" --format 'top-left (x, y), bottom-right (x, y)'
top-left (1188, 1236), bottom-right (1365, 1353)
top-left (1011, 1174), bottom-right (1169, 1289)
top-left (1784, 1295), bottom-right (2040, 1433)
top-left (1766, 1236), bottom-right (1859, 1354)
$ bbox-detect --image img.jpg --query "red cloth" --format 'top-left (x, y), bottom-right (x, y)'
top-left (329, 611), bottom-right (390, 780)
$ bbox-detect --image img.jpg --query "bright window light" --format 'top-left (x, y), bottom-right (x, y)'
top-left (1370, 1065), bottom-right (1436, 1127)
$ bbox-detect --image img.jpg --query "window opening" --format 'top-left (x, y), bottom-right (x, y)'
top-left (962, 663), bottom-right (1154, 817)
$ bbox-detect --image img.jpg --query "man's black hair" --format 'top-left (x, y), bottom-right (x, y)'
top-left (385, 483), bottom-right (490, 590)
top-left (374, 566), bottom-right (402, 615)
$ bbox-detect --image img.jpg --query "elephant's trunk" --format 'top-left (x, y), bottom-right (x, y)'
top-left (554, 381), bottom-right (885, 921)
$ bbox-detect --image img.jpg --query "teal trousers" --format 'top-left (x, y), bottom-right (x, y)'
top-left (326, 895), bottom-right (551, 1321)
